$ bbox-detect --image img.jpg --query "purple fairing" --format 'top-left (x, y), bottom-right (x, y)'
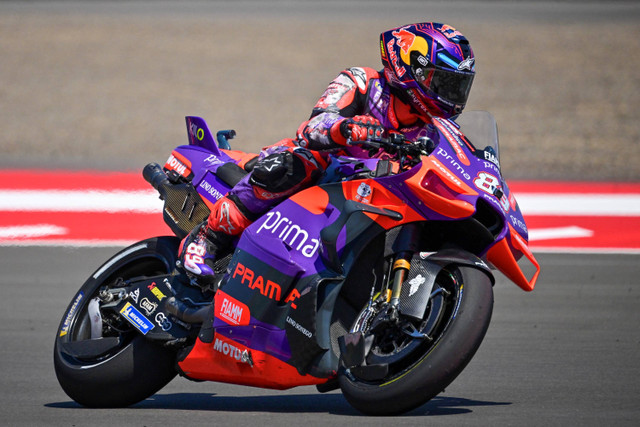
top-left (378, 167), bottom-right (473, 223)
top-left (208, 191), bottom-right (347, 364)
top-left (210, 201), bottom-right (344, 364)
top-left (237, 198), bottom-right (343, 277)
top-left (171, 145), bottom-right (235, 205)
top-left (180, 113), bottom-right (528, 363)
top-left (213, 323), bottom-right (293, 362)
top-left (196, 171), bottom-right (232, 203)
top-left (176, 116), bottom-right (245, 205)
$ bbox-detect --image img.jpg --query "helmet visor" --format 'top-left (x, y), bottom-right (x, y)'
top-left (417, 67), bottom-right (474, 105)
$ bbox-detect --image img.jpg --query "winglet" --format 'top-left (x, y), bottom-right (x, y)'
top-left (185, 116), bottom-right (221, 155)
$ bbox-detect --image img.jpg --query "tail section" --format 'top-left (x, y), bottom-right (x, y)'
top-left (185, 116), bottom-right (221, 155)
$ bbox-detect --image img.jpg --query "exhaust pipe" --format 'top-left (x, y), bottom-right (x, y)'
top-left (142, 162), bottom-right (210, 239)
top-left (143, 162), bottom-right (169, 192)
top-left (165, 296), bottom-right (211, 324)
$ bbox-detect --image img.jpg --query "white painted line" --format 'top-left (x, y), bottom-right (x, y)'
top-left (0, 189), bottom-right (163, 213)
top-left (528, 226), bottom-right (593, 241)
top-left (1, 189), bottom-right (639, 216)
top-left (0, 224), bottom-right (68, 238)
top-left (2, 239), bottom-right (639, 254)
top-left (0, 239), bottom-right (138, 247)
top-left (517, 194), bottom-right (640, 216)
top-left (530, 247), bottom-right (640, 255)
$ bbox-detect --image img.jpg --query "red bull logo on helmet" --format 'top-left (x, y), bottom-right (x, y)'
top-left (392, 27), bottom-right (431, 66)
top-left (393, 28), bottom-right (416, 55)
top-left (387, 39), bottom-right (405, 78)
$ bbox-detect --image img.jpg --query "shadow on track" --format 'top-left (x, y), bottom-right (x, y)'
top-left (46, 393), bottom-right (511, 416)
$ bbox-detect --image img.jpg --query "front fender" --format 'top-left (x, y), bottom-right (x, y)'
top-left (398, 249), bottom-right (494, 320)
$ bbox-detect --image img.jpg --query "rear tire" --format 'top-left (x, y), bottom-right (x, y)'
top-left (54, 237), bottom-right (181, 407)
top-left (339, 266), bottom-right (493, 415)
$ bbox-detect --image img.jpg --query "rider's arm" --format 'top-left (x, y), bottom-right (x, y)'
top-left (296, 67), bottom-right (380, 150)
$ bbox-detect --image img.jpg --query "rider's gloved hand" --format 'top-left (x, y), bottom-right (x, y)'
top-left (330, 115), bottom-right (384, 145)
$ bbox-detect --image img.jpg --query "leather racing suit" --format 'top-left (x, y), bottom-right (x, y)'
top-left (208, 66), bottom-right (437, 237)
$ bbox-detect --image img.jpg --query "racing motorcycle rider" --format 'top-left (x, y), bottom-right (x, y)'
top-left (179, 22), bottom-right (476, 282)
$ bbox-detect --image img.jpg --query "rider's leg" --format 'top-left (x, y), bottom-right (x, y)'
top-left (179, 146), bottom-right (326, 279)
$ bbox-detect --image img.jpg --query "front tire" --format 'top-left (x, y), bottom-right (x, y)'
top-left (339, 266), bottom-right (494, 415)
top-left (54, 237), bottom-right (181, 407)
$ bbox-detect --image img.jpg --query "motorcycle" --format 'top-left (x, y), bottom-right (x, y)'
top-left (53, 111), bottom-right (539, 415)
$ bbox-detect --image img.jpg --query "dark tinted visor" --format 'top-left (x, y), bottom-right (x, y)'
top-left (418, 67), bottom-right (474, 105)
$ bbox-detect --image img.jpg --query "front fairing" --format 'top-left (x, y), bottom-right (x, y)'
top-left (388, 111), bottom-right (539, 290)
top-left (446, 112), bottom-right (531, 241)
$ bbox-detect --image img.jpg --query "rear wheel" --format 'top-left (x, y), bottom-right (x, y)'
top-left (338, 265), bottom-right (493, 415)
top-left (54, 237), bottom-right (181, 407)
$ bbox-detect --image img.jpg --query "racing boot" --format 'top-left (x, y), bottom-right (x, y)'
top-left (178, 222), bottom-right (228, 279)
top-left (178, 196), bottom-right (252, 282)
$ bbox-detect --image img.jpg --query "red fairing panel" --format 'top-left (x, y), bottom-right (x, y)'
top-left (178, 335), bottom-right (330, 390)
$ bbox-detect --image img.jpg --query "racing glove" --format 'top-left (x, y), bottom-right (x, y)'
top-left (330, 115), bottom-right (384, 145)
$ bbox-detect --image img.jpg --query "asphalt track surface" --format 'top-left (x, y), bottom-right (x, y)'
top-left (2, 1), bottom-right (639, 426)
top-left (2, 248), bottom-right (639, 426)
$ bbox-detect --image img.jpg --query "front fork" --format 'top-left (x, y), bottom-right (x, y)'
top-left (386, 223), bottom-right (423, 317)
top-left (342, 223), bottom-right (425, 370)
top-left (389, 255), bottom-right (411, 310)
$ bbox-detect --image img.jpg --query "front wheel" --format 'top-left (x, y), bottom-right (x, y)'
top-left (338, 265), bottom-right (494, 415)
top-left (54, 237), bottom-right (181, 407)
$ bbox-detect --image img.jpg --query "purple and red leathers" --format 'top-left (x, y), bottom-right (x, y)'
top-left (234, 66), bottom-right (444, 214)
top-left (180, 67), bottom-right (439, 278)
top-left (180, 22), bottom-right (478, 278)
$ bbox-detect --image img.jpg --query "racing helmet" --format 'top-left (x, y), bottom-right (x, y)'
top-left (380, 23), bottom-right (475, 118)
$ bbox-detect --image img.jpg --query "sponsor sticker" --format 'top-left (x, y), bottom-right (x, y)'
top-left (356, 182), bottom-right (372, 204)
top-left (120, 302), bottom-right (154, 335)
top-left (408, 274), bottom-right (426, 297)
top-left (155, 312), bottom-right (172, 332)
top-left (147, 282), bottom-right (167, 301)
top-left (387, 38), bottom-right (405, 77)
top-left (286, 316), bottom-right (313, 338)
top-left (59, 292), bottom-right (83, 337)
top-left (256, 210), bottom-right (320, 258)
top-left (129, 288), bottom-right (140, 303)
top-left (199, 175), bottom-right (226, 201)
top-left (434, 118), bottom-right (471, 166)
top-left (230, 262), bottom-right (301, 309)
top-left (215, 291), bottom-right (250, 326)
top-left (457, 57), bottom-right (475, 71)
top-left (213, 336), bottom-right (253, 365)
top-left (140, 297), bottom-right (157, 315)
top-left (189, 122), bottom-right (205, 141)
top-left (232, 262), bottom-right (282, 301)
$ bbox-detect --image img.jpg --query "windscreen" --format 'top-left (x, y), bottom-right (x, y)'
top-left (456, 110), bottom-right (501, 169)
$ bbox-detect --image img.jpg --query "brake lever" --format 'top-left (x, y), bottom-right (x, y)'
top-left (346, 135), bottom-right (435, 163)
